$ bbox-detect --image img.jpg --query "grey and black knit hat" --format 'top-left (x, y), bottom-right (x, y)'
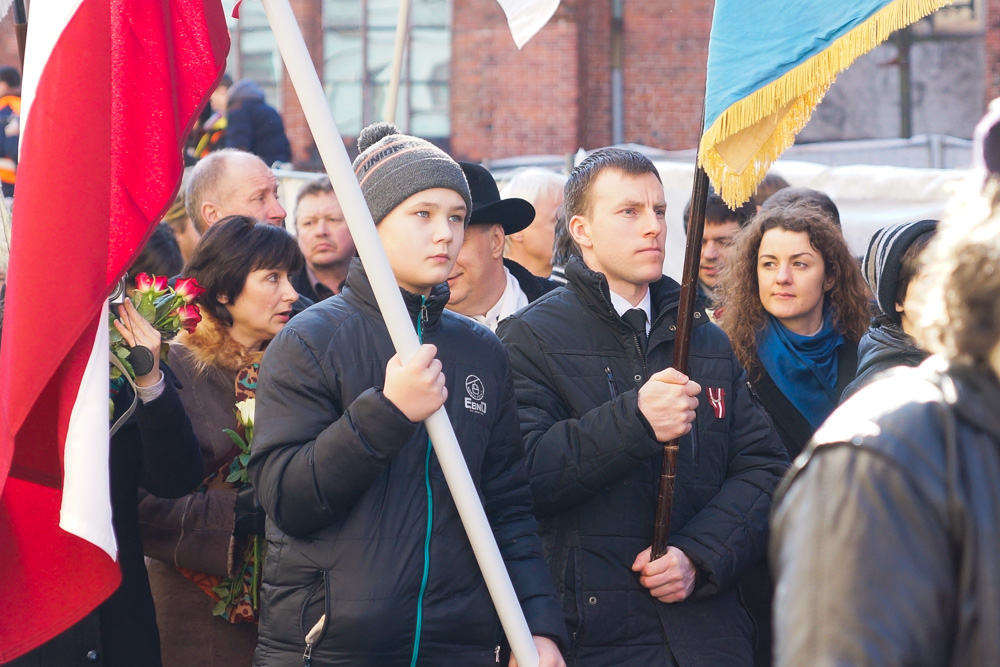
top-left (863, 219), bottom-right (938, 324)
top-left (352, 122), bottom-right (472, 226)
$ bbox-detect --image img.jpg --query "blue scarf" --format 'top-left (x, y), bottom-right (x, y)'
top-left (756, 311), bottom-right (844, 430)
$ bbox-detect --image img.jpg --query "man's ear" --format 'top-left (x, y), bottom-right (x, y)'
top-left (569, 214), bottom-right (593, 250)
top-left (490, 224), bottom-right (506, 259)
top-left (202, 201), bottom-right (220, 227)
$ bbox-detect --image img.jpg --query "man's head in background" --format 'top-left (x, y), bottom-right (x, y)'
top-left (185, 149), bottom-right (286, 233)
top-left (683, 188), bottom-right (756, 294)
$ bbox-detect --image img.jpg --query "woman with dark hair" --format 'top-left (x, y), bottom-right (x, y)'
top-left (138, 215), bottom-right (303, 667)
top-left (718, 202), bottom-right (870, 461)
top-left (717, 202), bottom-right (869, 667)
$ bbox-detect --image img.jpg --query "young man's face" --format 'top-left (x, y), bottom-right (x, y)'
top-left (295, 190), bottom-right (355, 271)
top-left (377, 188), bottom-right (467, 296)
top-left (571, 169), bottom-right (666, 298)
top-left (699, 220), bottom-right (742, 289)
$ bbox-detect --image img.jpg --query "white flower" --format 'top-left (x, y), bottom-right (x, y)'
top-left (235, 399), bottom-right (256, 428)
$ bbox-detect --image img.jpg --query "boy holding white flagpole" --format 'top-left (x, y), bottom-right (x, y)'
top-left (249, 122), bottom-right (566, 667)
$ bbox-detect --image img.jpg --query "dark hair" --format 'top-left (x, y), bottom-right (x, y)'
top-left (717, 202), bottom-right (870, 378)
top-left (564, 148), bottom-right (661, 221)
top-left (751, 172), bottom-right (790, 208)
top-left (294, 176), bottom-right (335, 221)
top-left (219, 73), bottom-right (233, 88)
top-left (551, 205), bottom-right (580, 265)
top-left (182, 216), bottom-right (303, 326)
top-left (683, 187), bottom-right (756, 231)
top-left (0, 66), bottom-right (20, 89)
top-left (761, 187), bottom-right (841, 227)
top-left (130, 224), bottom-right (183, 283)
top-left (894, 229), bottom-right (935, 307)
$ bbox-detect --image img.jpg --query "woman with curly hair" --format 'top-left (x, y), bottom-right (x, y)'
top-left (717, 202), bottom-right (869, 462)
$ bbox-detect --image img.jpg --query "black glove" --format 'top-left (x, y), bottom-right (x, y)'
top-left (234, 485), bottom-right (267, 537)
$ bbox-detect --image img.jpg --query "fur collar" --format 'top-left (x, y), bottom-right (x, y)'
top-left (173, 310), bottom-right (262, 376)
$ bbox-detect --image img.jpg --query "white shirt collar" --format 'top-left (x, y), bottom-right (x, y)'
top-left (608, 288), bottom-right (652, 334)
top-left (469, 267), bottom-right (529, 332)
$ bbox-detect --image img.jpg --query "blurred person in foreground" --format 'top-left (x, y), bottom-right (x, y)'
top-left (771, 103), bottom-right (1000, 666)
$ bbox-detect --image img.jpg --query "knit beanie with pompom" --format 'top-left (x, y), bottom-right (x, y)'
top-left (352, 122), bottom-right (472, 226)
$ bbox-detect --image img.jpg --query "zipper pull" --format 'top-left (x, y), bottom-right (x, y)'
top-left (605, 366), bottom-right (618, 399)
top-left (495, 645), bottom-right (501, 663)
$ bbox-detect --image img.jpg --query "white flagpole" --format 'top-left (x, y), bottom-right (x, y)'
top-left (383, 0), bottom-right (410, 124)
top-left (258, 1), bottom-right (539, 665)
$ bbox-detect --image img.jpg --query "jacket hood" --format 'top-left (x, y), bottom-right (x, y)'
top-left (227, 78), bottom-right (265, 105)
top-left (342, 257), bottom-right (451, 331)
top-left (855, 318), bottom-right (927, 379)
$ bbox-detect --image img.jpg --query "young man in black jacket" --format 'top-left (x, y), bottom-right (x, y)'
top-left (249, 123), bottom-right (566, 666)
top-left (497, 148), bottom-right (788, 666)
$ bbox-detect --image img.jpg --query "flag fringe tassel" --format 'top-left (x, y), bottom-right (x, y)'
top-left (698, 0), bottom-right (955, 207)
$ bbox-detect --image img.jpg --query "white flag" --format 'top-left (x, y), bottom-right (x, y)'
top-left (496, 0), bottom-right (559, 49)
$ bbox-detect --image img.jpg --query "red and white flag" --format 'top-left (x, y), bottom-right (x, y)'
top-left (0, 0), bottom-right (228, 660)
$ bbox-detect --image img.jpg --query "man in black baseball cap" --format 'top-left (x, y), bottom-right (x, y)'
top-left (446, 162), bottom-right (558, 331)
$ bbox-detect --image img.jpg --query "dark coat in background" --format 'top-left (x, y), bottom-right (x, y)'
top-left (10, 367), bottom-right (203, 667)
top-left (841, 317), bottom-right (928, 402)
top-left (224, 79), bottom-right (290, 167)
top-left (497, 258), bottom-right (789, 667)
top-left (772, 360), bottom-right (1000, 666)
top-left (249, 260), bottom-right (567, 666)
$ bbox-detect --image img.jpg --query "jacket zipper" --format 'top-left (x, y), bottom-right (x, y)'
top-left (605, 366), bottom-right (619, 399)
top-left (495, 645), bottom-right (501, 663)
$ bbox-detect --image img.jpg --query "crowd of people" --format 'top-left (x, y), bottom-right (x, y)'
top-left (2, 68), bottom-right (1000, 666)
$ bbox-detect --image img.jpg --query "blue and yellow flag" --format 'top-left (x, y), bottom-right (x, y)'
top-left (699, 0), bottom-right (954, 207)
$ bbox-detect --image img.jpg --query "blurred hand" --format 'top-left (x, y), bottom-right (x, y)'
top-left (114, 299), bottom-right (162, 387)
top-left (632, 546), bottom-right (697, 603)
top-left (637, 367), bottom-right (701, 442)
top-left (509, 636), bottom-right (564, 667)
top-left (383, 344), bottom-right (447, 422)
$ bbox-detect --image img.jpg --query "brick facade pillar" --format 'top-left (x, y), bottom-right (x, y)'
top-left (280, 0), bottom-right (324, 168)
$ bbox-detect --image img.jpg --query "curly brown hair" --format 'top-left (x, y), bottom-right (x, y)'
top-left (717, 203), bottom-right (870, 377)
top-left (916, 178), bottom-right (1000, 367)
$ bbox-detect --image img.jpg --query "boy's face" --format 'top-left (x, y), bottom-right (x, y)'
top-left (377, 188), bottom-right (467, 296)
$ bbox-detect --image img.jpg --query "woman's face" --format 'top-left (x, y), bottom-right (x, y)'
top-left (223, 268), bottom-right (299, 350)
top-left (757, 228), bottom-right (834, 335)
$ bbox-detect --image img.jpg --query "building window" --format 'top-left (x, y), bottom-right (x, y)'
top-left (324, 0), bottom-right (451, 140)
top-left (223, 0), bottom-right (283, 109)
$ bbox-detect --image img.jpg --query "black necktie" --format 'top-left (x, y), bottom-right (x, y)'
top-left (623, 308), bottom-right (648, 356)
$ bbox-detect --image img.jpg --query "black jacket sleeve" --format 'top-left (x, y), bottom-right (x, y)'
top-left (133, 366), bottom-right (204, 499)
top-left (668, 355), bottom-right (789, 597)
top-left (249, 328), bottom-right (419, 538)
top-left (479, 353), bottom-right (569, 648)
top-left (771, 440), bottom-right (954, 666)
top-left (498, 315), bottom-right (662, 517)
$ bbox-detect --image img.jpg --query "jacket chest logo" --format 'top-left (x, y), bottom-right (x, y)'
top-left (464, 375), bottom-right (486, 415)
top-left (707, 387), bottom-right (726, 419)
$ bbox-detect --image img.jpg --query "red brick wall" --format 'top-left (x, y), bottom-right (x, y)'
top-left (280, 0), bottom-right (324, 168)
top-left (451, 0), bottom-right (581, 162)
top-left (0, 11), bottom-right (22, 74)
top-left (623, 1), bottom-right (711, 150)
top-left (987, 0), bottom-right (1000, 103)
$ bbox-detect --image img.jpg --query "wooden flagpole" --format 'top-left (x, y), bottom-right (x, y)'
top-left (257, 1), bottom-right (539, 664)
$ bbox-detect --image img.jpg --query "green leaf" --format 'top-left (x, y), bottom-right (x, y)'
top-left (115, 346), bottom-right (131, 360)
top-left (225, 469), bottom-right (243, 483)
top-left (211, 585), bottom-right (229, 597)
top-left (223, 429), bottom-right (248, 451)
top-left (239, 453), bottom-right (250, 467)
top-left (211, 600), bottom-right (228, 617)
top-left (136, 295), bottom-right (156, 322)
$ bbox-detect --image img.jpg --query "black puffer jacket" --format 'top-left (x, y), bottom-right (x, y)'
top-left (841, 317), bottom-right (928, 402)
top-left (496, 258), bottom-right (788, 666)
top-left (249, 260), bottom-right (566, 666)
top-left (771, 359), bottom-right (1000, 666)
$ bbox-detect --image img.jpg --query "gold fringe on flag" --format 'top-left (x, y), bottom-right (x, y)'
top-left (699, 0), bottom-right (956, 208)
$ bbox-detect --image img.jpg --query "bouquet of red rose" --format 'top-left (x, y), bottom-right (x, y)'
top-left (108, 273), bottom-right (204, 382)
